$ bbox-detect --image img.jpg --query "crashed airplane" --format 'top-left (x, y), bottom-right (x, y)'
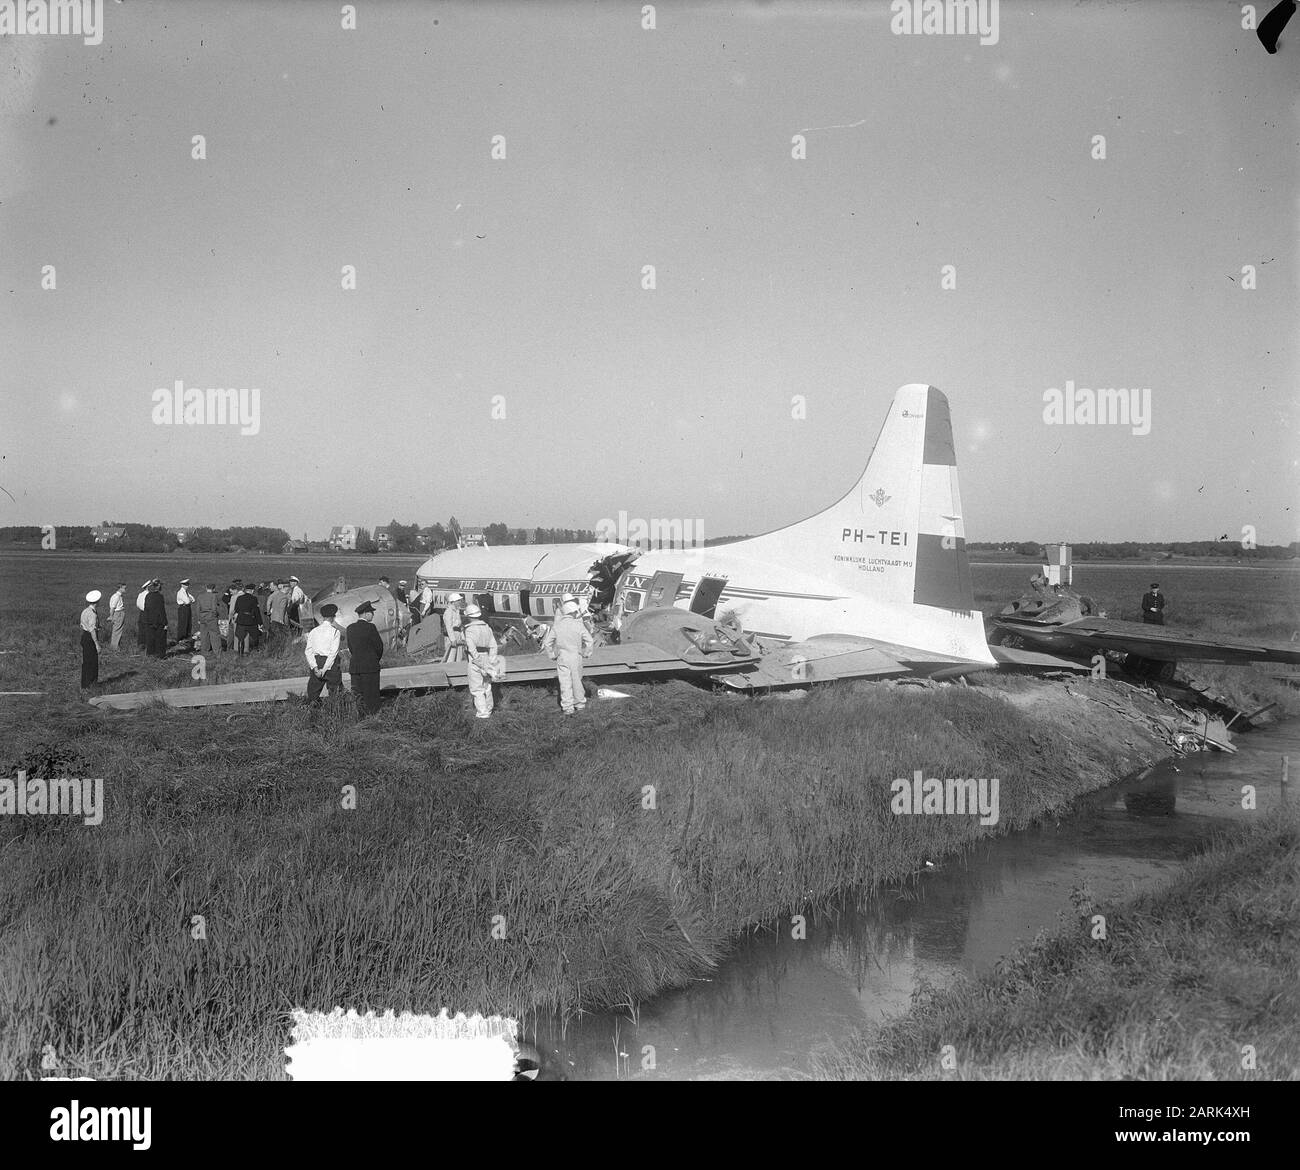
top-left (91, 383), bottom-right (1098, 712)
top-left (409, 382), bottom-right (1004, 688)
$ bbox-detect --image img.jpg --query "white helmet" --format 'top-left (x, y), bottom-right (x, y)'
top-left (448, 592), bottom-right (464, 603)
top-left (560, 592), bottom-right (577, 603)
top-left (463, 604), bottom-right (482, 618)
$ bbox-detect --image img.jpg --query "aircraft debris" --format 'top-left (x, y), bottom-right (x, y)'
top-left (992, 546), bottom-right (1300, 678)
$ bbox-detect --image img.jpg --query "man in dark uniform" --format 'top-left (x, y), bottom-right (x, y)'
top-left (233, 583), bottom-right (261, 655)
top-left (1141, 583), bottom-right (1165, 625)
top-left (347, 600), bottom-right (385, 716)
top-left (144, 580), bottom-right (169, 657)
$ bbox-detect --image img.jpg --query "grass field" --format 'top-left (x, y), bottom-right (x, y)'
top-left (1, 551), bottom-right (1296, 1079)
top-left (817, 801), bottom-right (1300, 1080)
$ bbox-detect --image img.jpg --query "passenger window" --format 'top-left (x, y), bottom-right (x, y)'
top-left (624, 590), bottom-right (643, 614)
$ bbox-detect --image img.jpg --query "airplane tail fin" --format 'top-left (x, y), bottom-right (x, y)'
top-left (730, 383), bottom-right (987, 661)
top-left (847, 382), bottom-right (974, 613)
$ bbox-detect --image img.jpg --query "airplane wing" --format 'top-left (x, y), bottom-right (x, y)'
top-left (89, 610), bottom-right (760, 712)
top-left (988, 644), bottom-right (1093, 673)
top-left (711, 634), bottom-right (921, 691)
top-left (712, 631), bottom-right (1097, 689)
top-left (1015, 618), bottom-right (1300, 667)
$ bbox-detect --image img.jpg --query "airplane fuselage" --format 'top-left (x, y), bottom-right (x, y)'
top-left (614, 544), bottom-right (989, 668)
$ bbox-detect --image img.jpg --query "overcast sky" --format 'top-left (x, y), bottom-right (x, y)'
top-left (1, 0), bottom-right (1295, 544)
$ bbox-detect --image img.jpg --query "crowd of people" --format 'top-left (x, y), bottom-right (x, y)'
top-left (78, 575), bottom-right (310, 682)
top-left (77, 573), bottom-right (598, 721)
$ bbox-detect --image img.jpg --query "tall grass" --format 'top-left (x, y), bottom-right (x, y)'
top-left (2, 677), bottom-right (1165, 1080)
top-left (815, 802), bottom-right (1300, 1080)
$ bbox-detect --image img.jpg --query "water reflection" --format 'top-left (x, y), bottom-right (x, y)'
top-left (525, 723), bottom-right (1297, 1080)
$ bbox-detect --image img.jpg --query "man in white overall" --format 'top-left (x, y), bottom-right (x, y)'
top-left (461, 604), bottom-right (500, 719)
top-left (542, 594), bottom-right (594, 714)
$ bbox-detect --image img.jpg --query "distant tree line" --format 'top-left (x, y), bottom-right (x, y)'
top-left (379, 519), bottom-right (597, 551)
top-left (182, 526), bottom-right (293, 553)
top-left (526, 527), bottom-right (596, 544)
top-left (969, 541), bottom-right (1299, 560)
top-left (0, 523), bottom-right (290, 554)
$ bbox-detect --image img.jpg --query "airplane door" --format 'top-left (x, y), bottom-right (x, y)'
top-left (646, 571), bottom-right (683, 608)
top-left (689, 575), bottom-right (728, 618)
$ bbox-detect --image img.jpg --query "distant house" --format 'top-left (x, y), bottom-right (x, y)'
top-left (91, 526), bottom-right (125, 544)
top-left (458, 526), bottom-right (487, 549)
top-left (374, 526), bottom-right (393, 552)
top-left (281, 539), bottom-right (310, 555)
top-left (328, 525), bottom-right (359, 551)
top-left (418, 526), bottom-right (441, 551)
top-left (167, 527), bottom-right (193, 544)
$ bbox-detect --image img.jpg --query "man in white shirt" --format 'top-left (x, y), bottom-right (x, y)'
top-left (304, 602), bottom-right (343, 706)
top-left (135, 579), bottom-right (150, 651)
top-left (80, 590), bottom-right (101, 689)
top-left (176, 579), bottom-right (195, 646)
top-left (288, 576), bottom-right (306, 631)
top-left (108, 582), bottom-right (126, 650)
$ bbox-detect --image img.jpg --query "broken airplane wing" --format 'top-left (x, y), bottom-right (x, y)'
top-left (89, 609), bottom-right (759, 712)
top-left (1003, 617), bottom-right (1300, 670)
